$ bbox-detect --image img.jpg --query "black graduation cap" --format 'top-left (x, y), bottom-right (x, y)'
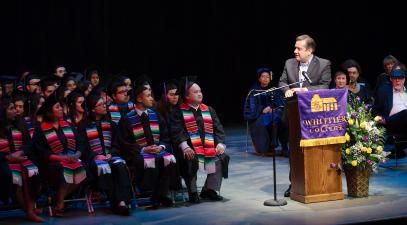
top-left (160, 78), bottom-right (180, 101)
top-left (67, 72), bottom-right (84, 83)
top-left (179, 75), bottom-right (198, 98)
top-left (37, 91), bottom-right (60, 116)
top-left (133, 76), bottom-right (151, 99)
top-left (86, 92), bottom-right (102, 110)
top-left (84, 66), bottom-right (101, 80)
top-left (25, 74), bottom-right (41, 85)
top-left (61, 75), bottom-right (77, 88)
top-left (107, 81), bottom-right (126, 97)
top-left (40, 75), bottom-right (59, 91)
top-left (12, 90), bottom-right (28, 102)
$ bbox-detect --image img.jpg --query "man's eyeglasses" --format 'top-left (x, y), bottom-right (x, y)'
top-left (29, 82), bottom-right (40, 86)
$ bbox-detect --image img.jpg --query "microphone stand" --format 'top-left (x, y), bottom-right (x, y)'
top-left (261, 79), bottom-right (307, 207)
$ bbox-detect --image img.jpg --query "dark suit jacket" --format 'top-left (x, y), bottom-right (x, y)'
top-left (372, 83), bottom-right (393, 119)
top-left (279, 56), bottom-right (331, 93)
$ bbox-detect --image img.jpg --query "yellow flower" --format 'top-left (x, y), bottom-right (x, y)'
top-left (361, 147), bottom-right (367, 152)
top-left (360, 121), bottom-right (366, 129)
top-left (345, 133), bottom-right (350, 142)
top-left (345, 148), bottom-right (350, 155)
top-left (348, 119), bottom-right (354, 126)
top-left (351, 160), bottom-right (358, 167)
top-left (367, 147), bottom-right (372, 154)
top-left (377, 146), bottom-right (383, 153)
top-left (374, 116), bottom-right (382, 122)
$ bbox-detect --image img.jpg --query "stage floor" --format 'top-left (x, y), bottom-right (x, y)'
top-left (1, 126), bottom-right (407, 225)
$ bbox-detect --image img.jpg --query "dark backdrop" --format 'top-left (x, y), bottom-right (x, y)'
top-left (1, 1), bottom-right (405, 124)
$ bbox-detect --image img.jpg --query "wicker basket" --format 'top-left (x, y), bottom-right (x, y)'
top-left (345, 168), bottom-right (370, 197)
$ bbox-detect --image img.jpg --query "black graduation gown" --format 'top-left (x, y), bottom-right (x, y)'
top-left (0, 122), bottom-right (41, 203)
top-left (78, 120), bottom-right (133, 203)
top-left (114, 110), bottom-right (175, 197)
top-left (169, 105), bottom-right (228, 180)
top-left (32, 121), bottom-right (86, 187)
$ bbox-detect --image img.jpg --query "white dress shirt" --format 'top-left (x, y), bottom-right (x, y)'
top-left (298, 55), bottom-right (313, 88)
top-left (390, 87), bottom-right (407, 117)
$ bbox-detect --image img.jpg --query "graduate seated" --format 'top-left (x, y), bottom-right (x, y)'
top-left (169, 77), bottom-right (229, 204)
top-left (0, 97), bottom-right (43, 222)
top-left (78, 93), bottom-right (133, 216)
top-left (115, 79), bottom-right (176, 208)
top-left (32, 92), bottom-right (87, 217)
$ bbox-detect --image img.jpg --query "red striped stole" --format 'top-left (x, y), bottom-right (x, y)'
top-left (41, 120), bottom-right (76, 154)
top-left (180, 103), bottom-right (216, 174)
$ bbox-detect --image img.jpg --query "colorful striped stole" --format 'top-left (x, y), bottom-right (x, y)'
top-left (94, 160), bottom-right (111, 176)
top-left (86, 121), bottom-right (112, 155)
top-left (127, 109), bottom-right (175, 168)
top-left (111, 156), bottom-right (126, 165)
top-left (60, 161), bottom-right (86, 184)
top-left (41, 120), bottom-right (85, 184)
top-left (180, 103), bottom-right (216, 174)
top-left (141, 150), bottom-right (176, 168)
top-left (127, 109), bottom-right (160, 147)
top-left (0, 138), bottom-right (10, 154)
top-left (41, 120), bottom-right (76, 154)
top-left (109, 101), bottom-right (135, 124)
top-left (1, 129), bottom-right (39, 186)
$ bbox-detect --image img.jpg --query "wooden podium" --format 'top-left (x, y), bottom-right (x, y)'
top-left (287, 97), bottom-right (344, 203)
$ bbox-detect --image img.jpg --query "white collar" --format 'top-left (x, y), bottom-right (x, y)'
top-left (188, 104), bottom-right (200, 110)
top-left (135, 107), bottom-right (148, 117)
top-left (393, 86), bottom-right (407, 93)
top-left (300, 55), bottom-right (313, 66)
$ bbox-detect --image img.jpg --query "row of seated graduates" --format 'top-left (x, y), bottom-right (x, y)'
top-left (0, 67), bottom-right (228, 222)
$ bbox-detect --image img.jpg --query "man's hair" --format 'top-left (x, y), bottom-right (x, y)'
top-left (383, 55), bottom-right (398, 66)
top-left (296, 34), bottom-right (316, 52)
top-left (341, 59), bottom-right (362, 75)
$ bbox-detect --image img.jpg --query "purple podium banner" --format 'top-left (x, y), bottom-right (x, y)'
top-left (297, 89), bottom-right (348, 147)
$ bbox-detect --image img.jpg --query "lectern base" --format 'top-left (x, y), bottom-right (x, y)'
top-left (290, 191), bottom-right (344, 204)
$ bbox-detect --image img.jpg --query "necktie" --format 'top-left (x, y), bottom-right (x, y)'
top-left (141, 112), bottom-right (154, 145)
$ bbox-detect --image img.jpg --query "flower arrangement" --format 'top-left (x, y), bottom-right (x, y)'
top-left (341, 95), bottom-right (389, 173)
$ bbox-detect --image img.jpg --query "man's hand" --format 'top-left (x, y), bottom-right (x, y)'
top-left (7, 151), bottom-right (27, 162)
top-left (262, 106), bottom-right (272, 114)
top-left (144, 145), bottom-right (161, 154)
top-left (184, 147), bottom-right (195, 160)
top-left (285, 89), bottom-right (295, 98)
top-left (216, 144), bottom-right (225, 155)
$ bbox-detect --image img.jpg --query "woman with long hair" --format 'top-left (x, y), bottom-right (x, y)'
top-left (32, 92), bottom-right (87, 217)
top-left (0, 97), bottom-right (43, 222)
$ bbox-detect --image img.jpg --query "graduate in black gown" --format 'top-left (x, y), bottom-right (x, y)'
top-left (32, 92), bottom-right (87, 217)
top-left (169, 77), bottom-right (229, 204)
top-left (107, 81), bottom-right (135, 124)
top-left (115, 80), bottom-right (176, 208)
top-left (66, 90), bottom-right (87, 129)
top-left (79, 93), bottom-right (133, 216)
top-left (157, 79), bottom-right (183, 190)
top-left (0, 97), bottom-right (43, 222)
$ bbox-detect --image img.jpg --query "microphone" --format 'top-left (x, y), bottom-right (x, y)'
top-left (302, 71), bottom-right (312, 84)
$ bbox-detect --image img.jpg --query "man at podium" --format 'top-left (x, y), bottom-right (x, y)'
top-left (278, 34), bottom-right (332, 197)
